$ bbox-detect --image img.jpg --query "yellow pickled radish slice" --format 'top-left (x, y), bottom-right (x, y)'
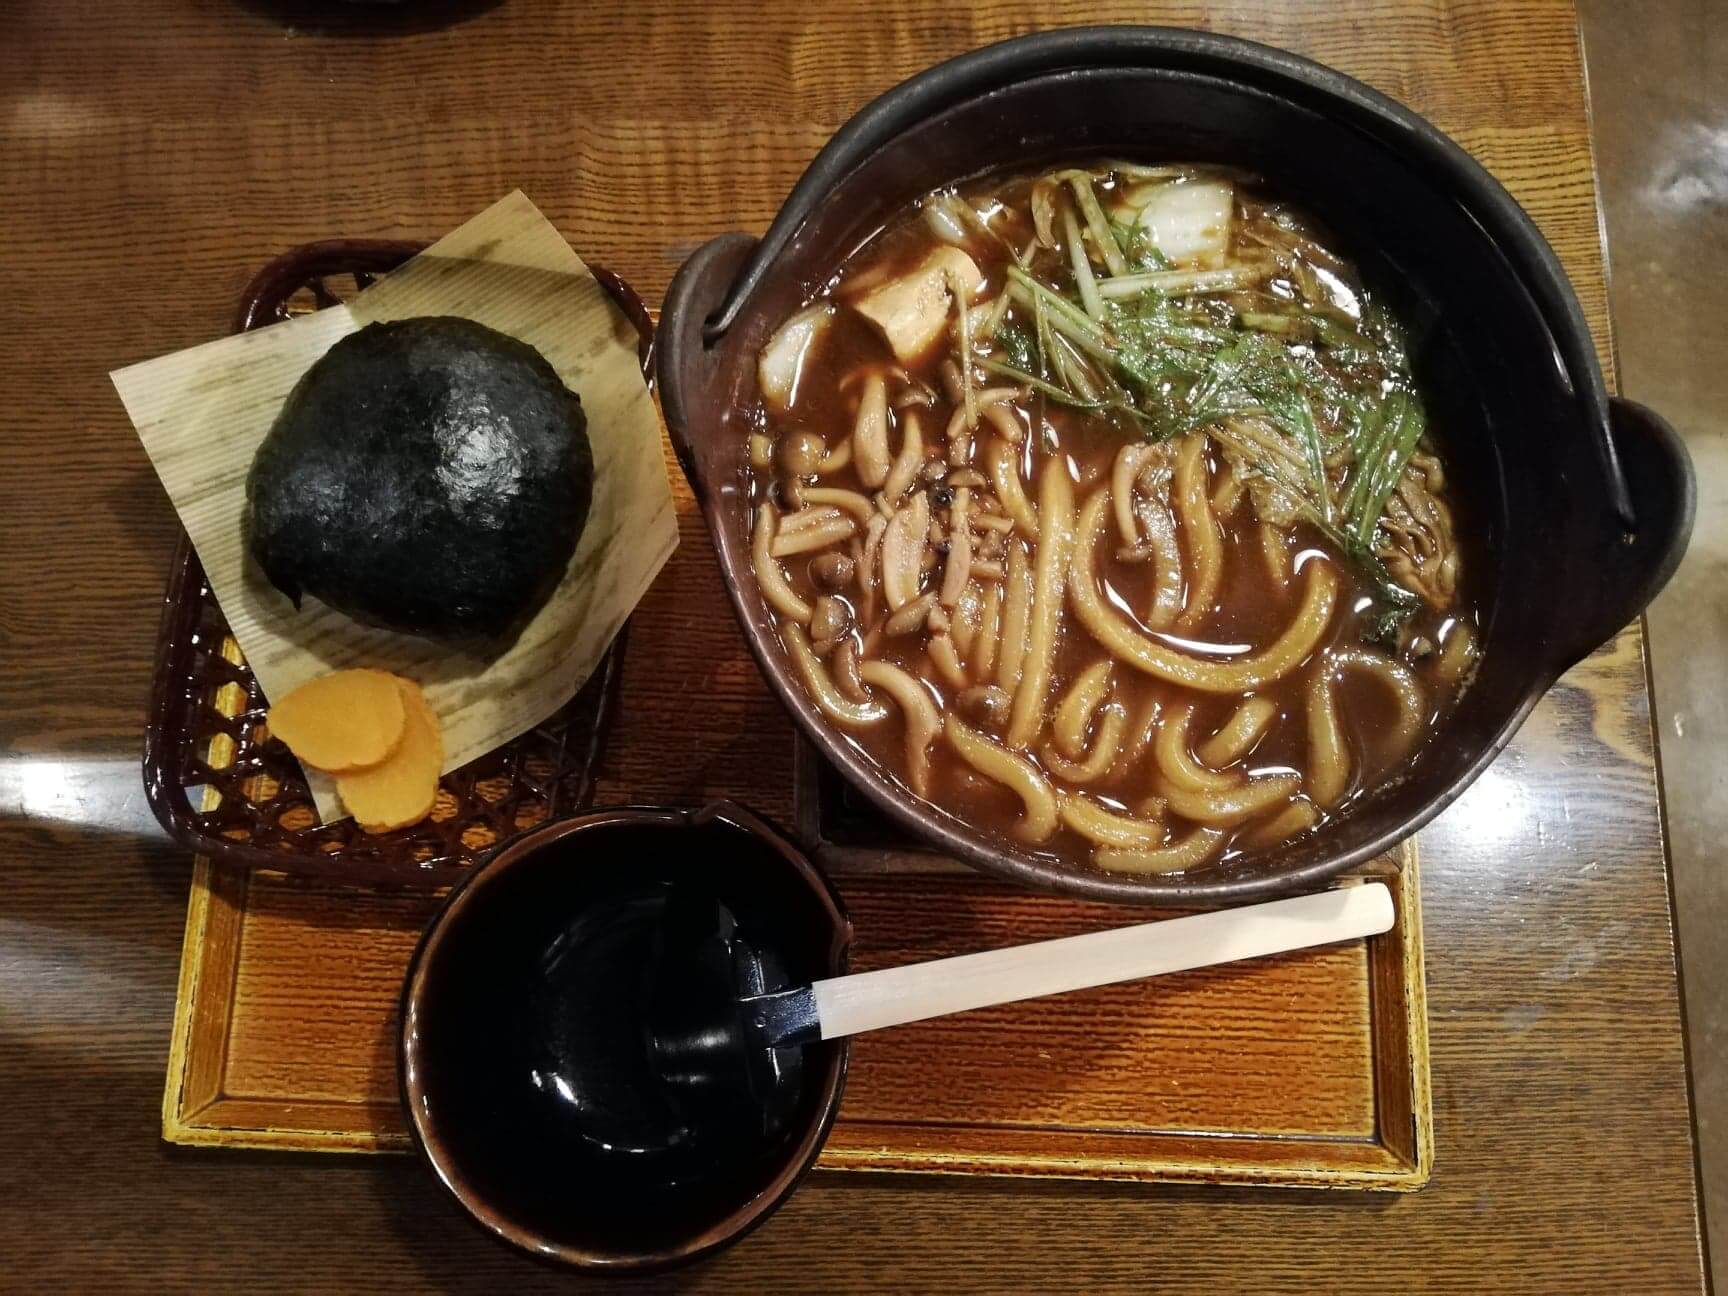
top-left (337, 679), bottom-right (443, 834)
top-left (266, 668), bottom-right (407, 774)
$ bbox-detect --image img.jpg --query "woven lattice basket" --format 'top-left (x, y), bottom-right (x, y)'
top-left (141, 241), bottom-right (651, 886)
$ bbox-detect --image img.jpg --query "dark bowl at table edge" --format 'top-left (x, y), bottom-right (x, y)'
top-left (396, 800), bottom-right (853, 1272)
top-left (654, 25), bottom-right (1697, 906)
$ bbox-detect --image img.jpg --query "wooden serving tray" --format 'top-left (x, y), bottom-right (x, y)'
top-left (165, 840), bottom-right (1429, 1188)
top-left (160, 290), bottom-right (1430, 1186)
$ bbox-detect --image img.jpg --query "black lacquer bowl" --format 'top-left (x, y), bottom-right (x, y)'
top-left (657, 26), bottom-right (1694, 905)
top-left (400, 803), bottom-right (851, 1271)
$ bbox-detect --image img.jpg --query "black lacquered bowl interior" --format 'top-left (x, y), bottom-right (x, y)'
top-left (400, 808), bottom-right (848, 1270)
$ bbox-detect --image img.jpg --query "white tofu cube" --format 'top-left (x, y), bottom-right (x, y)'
top-left (850, 247), bottom-right (986, 365)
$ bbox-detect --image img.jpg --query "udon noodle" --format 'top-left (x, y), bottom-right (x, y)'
top-left (750, 161), bottom-right (1479, 875)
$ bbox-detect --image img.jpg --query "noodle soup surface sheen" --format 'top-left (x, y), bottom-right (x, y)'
top-left (749, 162), bottom-right (1477, 876)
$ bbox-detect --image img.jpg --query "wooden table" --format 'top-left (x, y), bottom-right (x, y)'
top-left (0, 1), bottom-right (1705, 1289)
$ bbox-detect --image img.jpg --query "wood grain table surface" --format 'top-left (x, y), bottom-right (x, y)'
top-left (0, 0), bottom-right (1707, 1290)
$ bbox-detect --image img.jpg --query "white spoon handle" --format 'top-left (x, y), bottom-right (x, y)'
top-left (809, 881), bottom-right (1394, 1041)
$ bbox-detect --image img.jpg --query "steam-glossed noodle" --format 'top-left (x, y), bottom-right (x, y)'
top-left (747, 161), bottom-right (1480, 877)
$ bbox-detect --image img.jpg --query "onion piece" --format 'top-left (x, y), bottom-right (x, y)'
top-left (1135, 488), bottom-right (1184, 632)
top-left (922, 194), bottom-right (970, 245)
top-left (1434, 621), bottom-right (1477, 685)
top-left (1030, 176), bottom-right (1061, 249)
top-left (1212, 458), bottom-right (1245, 517)
top-left (1134, 179), bottom-right (1234, 268)
top-left (881, 491), bottom-right (931, 611)
top-left (757, 304), bottom-right (834, 412)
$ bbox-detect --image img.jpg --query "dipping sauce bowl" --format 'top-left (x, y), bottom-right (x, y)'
top-left (399, 802), bottom-right (851, 1272)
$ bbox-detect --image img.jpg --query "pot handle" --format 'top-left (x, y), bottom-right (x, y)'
top-left (657, 232), bottom-right (760, 497)
top-left (1548, 397), bottom-right (1694, 673)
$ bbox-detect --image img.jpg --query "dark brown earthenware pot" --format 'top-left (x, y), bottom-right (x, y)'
top-left (399, 802), bottom-right (851, 1272)
top-left (656, 27), bottom-right (1694, 905)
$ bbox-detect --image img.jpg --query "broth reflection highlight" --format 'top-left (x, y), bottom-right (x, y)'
top-left (750, 162), bottom-right (1478, 876)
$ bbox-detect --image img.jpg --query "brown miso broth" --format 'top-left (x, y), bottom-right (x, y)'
top-left (748, 162), bottom-right (1478, 876)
